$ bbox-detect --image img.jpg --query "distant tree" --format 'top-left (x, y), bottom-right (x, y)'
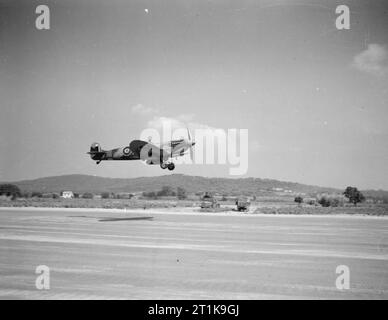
top-left (82, 192), bottom-right (94, 199)
top-left (306, 199), bottom-right (316, 206)
top-left (317, 195), bottom-right (330, 207)
top-left (202, 192), bottom-right (213, 199)
top-left (330, 197), bottom-right (340, 207)
top-left (294, 196), bottom-right (303, 205)
top-left (177, 187), bottom-right (187, 200)
top-left (343, 187), bottom-right (365, 206)
top-left (0, 184), bottom-right (21, 200)
top-left (157, 186), bottom-right (175, 197)
top-left (317, 194), bottom-right (345, 207)
top-left (101, 192), bottom-right (110, 199)
top-left (142, 191), bottom-right (157, 199)
top-left (31, 191), bottom-right (43, 198)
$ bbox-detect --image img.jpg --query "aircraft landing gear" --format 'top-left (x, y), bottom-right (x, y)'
top-left (160, 162), bottom-right (175, 170)
top-left (167, 163), bottom-right (175, 171)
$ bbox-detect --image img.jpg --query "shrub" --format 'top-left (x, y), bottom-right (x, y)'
top-left (0, 184), bottom-right (21, 200)
top-left (177, 187), bottom-right (187, 200)
top-left (317, 195), bottom-right (330, 207)
top-left (157, 186), bottom-right (176, 197)
top-left (317, 194), bottom-right (345, 207)
top-left (294, 196), bottom-right (303, 204)
top-left (82, 193), bottom-right (94, 199)
top-left (142, 191), bottom-right (157, 199)
top-left (101, 192), bottom-right (110, 199)
top-left (115, 193), bottom-right (132, 199)
top-left (305, 198), bottom-right (316, 205)
top-left (31, 191), bottom-right (43, 198)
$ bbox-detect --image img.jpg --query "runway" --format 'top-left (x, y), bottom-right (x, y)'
top-left (0, 207), bottom-right (387, 299)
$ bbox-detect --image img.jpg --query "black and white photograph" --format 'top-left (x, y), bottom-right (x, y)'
top-left (0, 0), bottom-right (388, 304)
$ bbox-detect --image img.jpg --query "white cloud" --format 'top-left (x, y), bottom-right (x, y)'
top-left (144, 115), bottom-right (223, 143)
top-left (176, 113), bottom-right (195, 122)
top-left (131, 105), bottom-right (195, 125)
top-left (147, 116), bottom-right (218, 132)
top-left (132, 106), bottom-right (223, 145)
top-left (147, 116), bottom-right (181, 131)
top-left (352, 44), bottom-right (388, 76)
top-left (131, 104), bottom-right (159, 116)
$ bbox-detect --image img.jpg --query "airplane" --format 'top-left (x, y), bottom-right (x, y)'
top-left (87, 128), bottom-right (195, 171)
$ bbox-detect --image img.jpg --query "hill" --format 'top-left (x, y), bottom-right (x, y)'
top-left (3, 174), bottom-right (346, 196)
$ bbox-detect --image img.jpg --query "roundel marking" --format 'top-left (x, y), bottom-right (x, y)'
top-left (123, 147), bottom-right (131, 155)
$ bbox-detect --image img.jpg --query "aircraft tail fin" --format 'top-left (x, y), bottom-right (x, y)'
top-left (87, 142), bottom-right (105, 159)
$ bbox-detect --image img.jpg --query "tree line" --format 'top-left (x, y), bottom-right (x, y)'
top-left (294, 186), bottom-right (367, 207)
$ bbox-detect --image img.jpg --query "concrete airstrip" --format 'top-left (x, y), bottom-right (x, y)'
top-left (0, 207), bottom-right (387, 299)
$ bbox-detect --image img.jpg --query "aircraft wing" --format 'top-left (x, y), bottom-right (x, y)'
top-left (129, 140), bottom-right (168, 162)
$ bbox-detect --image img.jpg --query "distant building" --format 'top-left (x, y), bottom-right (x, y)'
top-left (61, 191), bottom-right (74, 199)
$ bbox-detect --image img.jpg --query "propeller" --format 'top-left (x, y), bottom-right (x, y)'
top-left (187, 127), bottom-right (195, 161)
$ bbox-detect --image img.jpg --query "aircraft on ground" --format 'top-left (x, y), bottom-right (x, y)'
top-left (87, 129), bottom-right (195, 171)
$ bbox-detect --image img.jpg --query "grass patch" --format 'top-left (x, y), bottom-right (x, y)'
top-left (255, 204), bottom-right (388, 216)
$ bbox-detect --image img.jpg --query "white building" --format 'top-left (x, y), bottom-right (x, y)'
top-left (61, 191), bottom-right (74, 199)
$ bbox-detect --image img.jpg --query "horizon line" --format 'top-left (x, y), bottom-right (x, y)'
top-left (2, 173), bottom-right (387, 192)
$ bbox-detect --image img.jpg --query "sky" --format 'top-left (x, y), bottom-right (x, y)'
top-left (0, 0), bottom-right (387, 189)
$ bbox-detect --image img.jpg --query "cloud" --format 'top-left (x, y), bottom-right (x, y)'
top-left (132, 105), bottom-right (223, 144)
top-left (352, 44), bottom-right (388, 76)
top-left (176, 113), bottom-right (195, 122)
top-left (144, 115), bottom-right (224, 143)
top-left (131, 105), bottom-right (195, 124)
top-left (147, 116), bottom-right (217, 132)
top-left (131, 104), bottom-right (159, 116)
top-left (147, 116), bottom-right (182, 131)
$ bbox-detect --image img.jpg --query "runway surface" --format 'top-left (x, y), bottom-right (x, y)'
top-left (0, 207), bottom-right (387, 299)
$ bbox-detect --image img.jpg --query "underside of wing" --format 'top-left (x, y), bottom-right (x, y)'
top-left (130, 140), bottom-right (165, 162)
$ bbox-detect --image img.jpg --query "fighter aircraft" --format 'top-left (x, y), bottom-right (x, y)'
top-left (87, 129), bottom-right (195, 171)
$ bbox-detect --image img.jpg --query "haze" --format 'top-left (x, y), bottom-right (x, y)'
top-left (0, 0), bottom-right (387, 190)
